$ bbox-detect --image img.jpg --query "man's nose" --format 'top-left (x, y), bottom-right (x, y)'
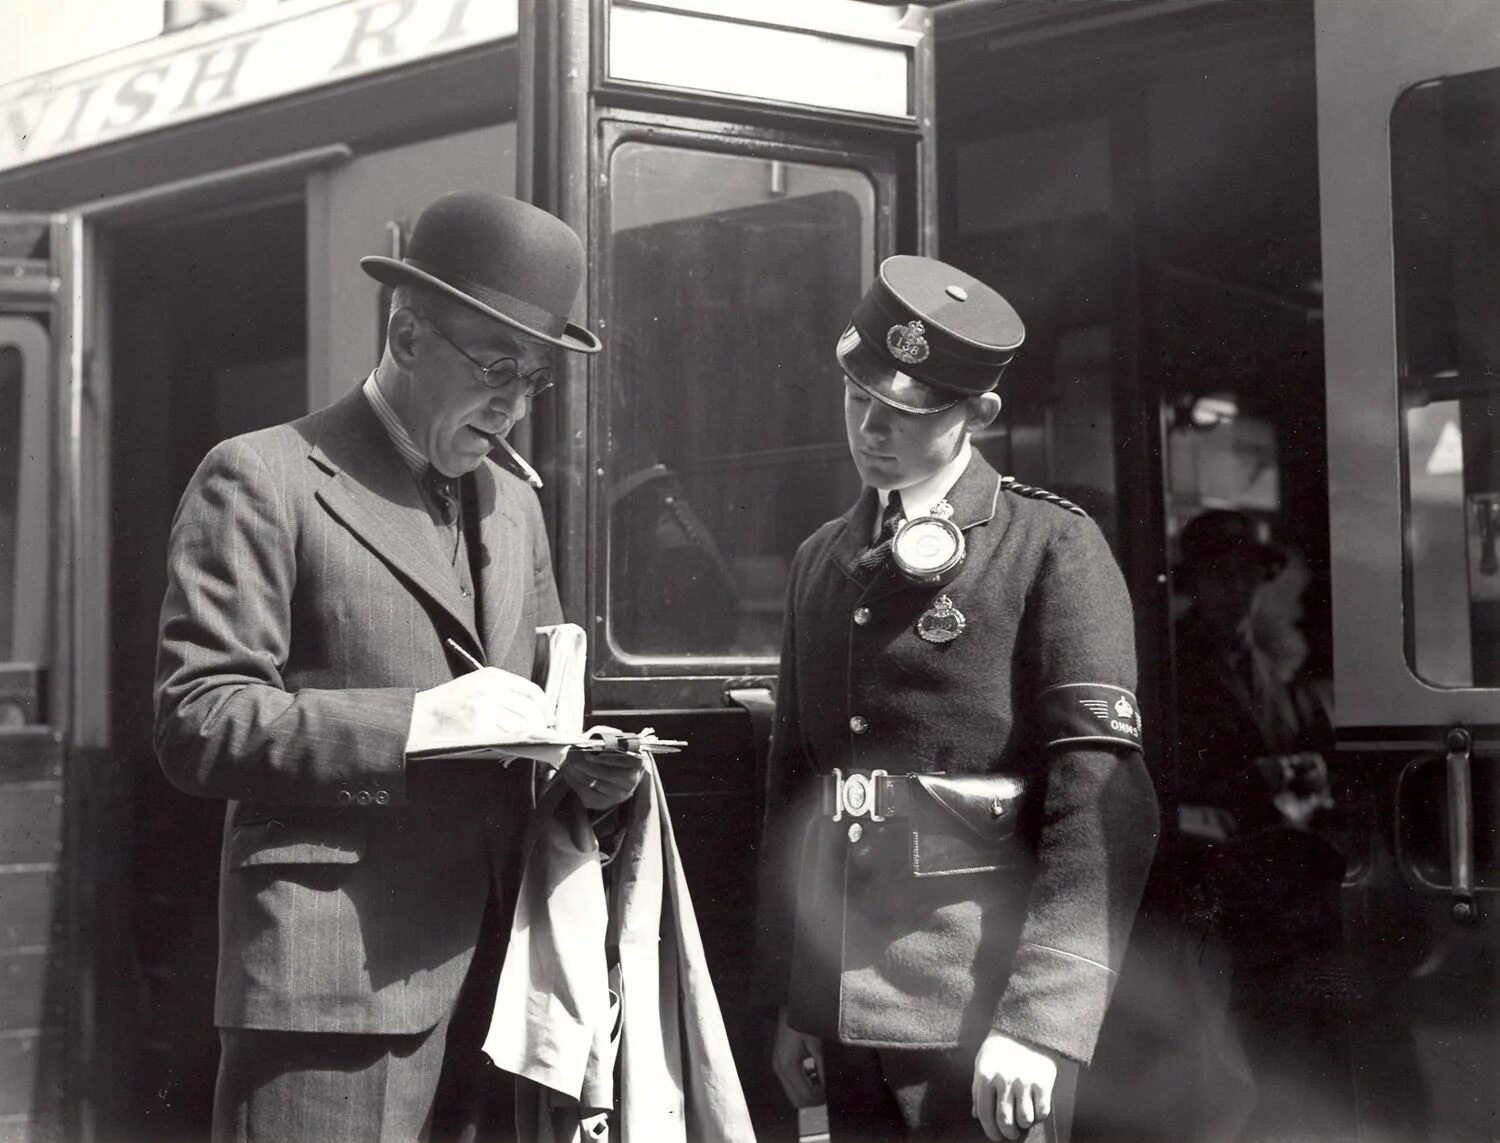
top-left (489, 387), bottom-right (529, 419)
top-left (860, 400), bottom-right (891, 436)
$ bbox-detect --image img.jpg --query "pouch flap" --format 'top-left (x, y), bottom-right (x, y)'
top-left (909, 773), bottom-right (1026, 877)
top-left (228, 817), bottom-right (367, 867)
top-left (911, 773), bottom-right (1025, 841)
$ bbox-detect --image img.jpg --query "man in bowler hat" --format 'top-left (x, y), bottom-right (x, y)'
top-left (754, 255), bottom-right (1160, 1140)
top-left (154, 191), bottom-right (646, 1141)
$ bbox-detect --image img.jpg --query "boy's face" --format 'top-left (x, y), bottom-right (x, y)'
top-left (842, 379), bottom-right (992, 490)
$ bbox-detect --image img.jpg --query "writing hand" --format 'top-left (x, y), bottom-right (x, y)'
top-left (405, 666), bottom-right (550, 756)
top-left (971, 1031), bottom-right (1060, 1141)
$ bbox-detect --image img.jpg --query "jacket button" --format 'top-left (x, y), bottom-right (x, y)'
top-left (374, 790), bottom-right (390, 806)
top-left (355, 790), bottom-right (373, 806)
top-left (849, 715), bottom-right (868, 734)
top-left (336, 789), bottom-right (353, 805)
top-left (852, 607), bottom-right (871, 626)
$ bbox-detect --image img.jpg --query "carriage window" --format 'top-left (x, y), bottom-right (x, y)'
top-left (601, 142), bottom-right (874, 661)
top-left (0, 318), bottom-right (52, 724)
top-left (1393, 69), bottom-right (1500, 687)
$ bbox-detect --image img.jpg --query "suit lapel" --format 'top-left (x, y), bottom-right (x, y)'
top-left (474, 464), bottom-right (528, 660)
top-left (309, 389), bottom-right (481, 645)
top-left (831, 488), bottom-right (881, 586)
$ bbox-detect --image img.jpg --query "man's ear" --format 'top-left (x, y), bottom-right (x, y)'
top-left (386, 308), bottom-right (422, 369)
top-left (965, 392), bottom-right (1002, 432)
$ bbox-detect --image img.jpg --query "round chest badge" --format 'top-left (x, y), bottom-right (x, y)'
top-left (916, 594), bottom-right (967, 644)
top-left (892, 517), bottom-right (965, 585)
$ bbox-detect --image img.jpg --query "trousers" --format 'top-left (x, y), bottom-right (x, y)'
top-left (823, 1040), bottom-right (1077, 1143)
top-left (211, 891), bottom-right (514, 1143)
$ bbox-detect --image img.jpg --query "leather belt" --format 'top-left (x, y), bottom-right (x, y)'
top-left (820, 768), bottom-right (916, 822)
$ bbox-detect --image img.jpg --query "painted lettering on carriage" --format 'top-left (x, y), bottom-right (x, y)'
top-left (333, 0), bottom-right (418, 73)
top-left (0, 0), bottom-right (515, 172)
top-left (174, 41), bottom-right (255, 114)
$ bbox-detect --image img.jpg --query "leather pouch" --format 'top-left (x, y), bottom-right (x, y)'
top-left (908, 773), bottom-right (1026, 877)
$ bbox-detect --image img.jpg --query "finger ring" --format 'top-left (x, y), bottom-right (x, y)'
top-left (587, 777), bottom-right (598, 789)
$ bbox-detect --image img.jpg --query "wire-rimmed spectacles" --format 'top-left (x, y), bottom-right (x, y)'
top-left (415, 313), bottom-right (555, 397)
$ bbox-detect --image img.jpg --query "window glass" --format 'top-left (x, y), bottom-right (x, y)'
top-left (602, 143), bottom-right (874, 661)
top-left (1392, 68), bottom-right (1500, 686)
top-left (0, 346), bottom-right (20, 659)
top-left (0, 318), bottom-right (51, 725)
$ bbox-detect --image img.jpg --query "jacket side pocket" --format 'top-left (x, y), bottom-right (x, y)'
top-left (228, 818), bottom-right (367, 867)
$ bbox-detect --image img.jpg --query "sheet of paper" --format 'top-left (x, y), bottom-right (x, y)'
top-left (412, 624), bottom-right (684, 763)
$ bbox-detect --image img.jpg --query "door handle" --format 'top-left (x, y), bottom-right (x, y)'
top-left (1446, 727), bottom-right (1479, 923)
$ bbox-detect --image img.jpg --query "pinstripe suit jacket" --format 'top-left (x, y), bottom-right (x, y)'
top-left (154, 386), bottom-right (562, 1034)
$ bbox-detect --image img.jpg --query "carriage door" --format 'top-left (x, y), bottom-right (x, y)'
top-left (519, 2), bottom-right (934, 1135)
top-left (1319, 2), bottom-right (1500, 1137)
top-left (0, 213), bottom-right (102, 1142)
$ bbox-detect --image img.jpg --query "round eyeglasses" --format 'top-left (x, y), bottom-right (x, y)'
top-left (416, 313), bottom-right (555, 397)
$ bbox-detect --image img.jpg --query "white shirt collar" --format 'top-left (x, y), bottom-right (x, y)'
top-left (362, 372), bottom-right (428, 476)
top-left (875, 437), bottom-right (972, 537)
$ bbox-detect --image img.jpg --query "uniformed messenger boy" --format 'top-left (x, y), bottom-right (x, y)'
top-left (754, 256), bottom-right (1160, 1141)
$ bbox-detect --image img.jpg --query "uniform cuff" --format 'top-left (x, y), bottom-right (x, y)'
top-left (994, 940), bottom-right (1117, 1065)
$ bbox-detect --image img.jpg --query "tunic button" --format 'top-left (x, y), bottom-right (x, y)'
top-left (374, 791), bottom-right (390, 806)
top-left (336, 789), bottom-right (353, 805)
top-left (853, 607), bottom-right (871, 626)
top-left (849, 715), bottom-right (868, 734)
top-left (355, 791), bottom-right (373, 806)
top-left (847, 822), bottom-right (863, 843)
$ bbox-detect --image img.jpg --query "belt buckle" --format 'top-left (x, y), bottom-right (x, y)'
top-left (835, 768), bottom-right (889, 822)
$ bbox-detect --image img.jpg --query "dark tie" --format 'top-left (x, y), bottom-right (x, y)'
top-left (858, 491), bottom-right (904, 570)
top-left (423, 468), bottom-right (458, 525)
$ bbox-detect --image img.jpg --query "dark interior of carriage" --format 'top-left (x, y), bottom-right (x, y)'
top-left (108, 198), bottom-right (307, 1137)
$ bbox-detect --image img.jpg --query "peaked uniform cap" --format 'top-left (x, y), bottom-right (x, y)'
top-left (837, 254), bottom-right (1024, 414)
top-left (361, 191), bottom-right (601, 354)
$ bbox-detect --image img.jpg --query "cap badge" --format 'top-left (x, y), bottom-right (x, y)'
top-left (916, 594), bottom-right (966, 644)
top-left (887, 319), bottom-right (930, 365)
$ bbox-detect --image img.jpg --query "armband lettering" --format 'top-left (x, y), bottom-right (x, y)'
top-left (1038, 682), bottom-right (1143, 752)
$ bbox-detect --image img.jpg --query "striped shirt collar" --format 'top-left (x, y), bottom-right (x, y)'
top-left (362, 372), bottom-right (427, 476)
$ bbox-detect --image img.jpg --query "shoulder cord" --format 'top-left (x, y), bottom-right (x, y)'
top-left (1000, 474), bottom-right (1087, 517)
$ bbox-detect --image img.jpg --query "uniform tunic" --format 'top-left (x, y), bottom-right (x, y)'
top-left (755, 451), bottom-right (1160, 1065)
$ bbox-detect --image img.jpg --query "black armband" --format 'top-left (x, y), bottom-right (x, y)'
top-left (1038, 682), bottom-right (1143, 752)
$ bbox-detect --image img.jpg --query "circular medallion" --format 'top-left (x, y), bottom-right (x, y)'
top-left (916, 595), bottom-right (967, 644)
top-left (891, 517), bottom-right (965, 584)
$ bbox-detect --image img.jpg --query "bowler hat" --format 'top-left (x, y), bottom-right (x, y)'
top-left (836, 254), bottom-right (1024, 414)
top-left (1178, 510), bottom-right (1285, 577)
top-left (361, 191), bottom-right (601, 354)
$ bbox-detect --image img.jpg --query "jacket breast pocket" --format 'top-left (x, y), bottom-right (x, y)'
top-left (228, 816), bottom-right (367, 868)
top-left (908, 773), bottom-right (1026, 877)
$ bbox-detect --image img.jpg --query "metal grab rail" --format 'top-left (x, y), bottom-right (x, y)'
top-left (1446, 727), bottom-right (1479, 923)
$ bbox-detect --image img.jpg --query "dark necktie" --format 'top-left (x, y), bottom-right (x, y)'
top-left (858, 491), bottom-right (904, 570)
top-left (423, 468), bottom-right (458, 526)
